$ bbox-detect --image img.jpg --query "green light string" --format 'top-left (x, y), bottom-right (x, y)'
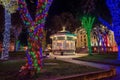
top-left (81, 15), bottom-right (95, 55)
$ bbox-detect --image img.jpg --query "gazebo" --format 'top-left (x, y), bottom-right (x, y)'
top-left (50, 27), bottom-right (77, 55)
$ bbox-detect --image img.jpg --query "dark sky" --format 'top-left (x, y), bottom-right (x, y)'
top-left (45, 0), bottom-right (111, 30)
top-left (0, 0), bottom-right (111, 28)
top-left (0, 0), bottom-right (111, 43)
top-left (47, 0), bottom-right (111, 21)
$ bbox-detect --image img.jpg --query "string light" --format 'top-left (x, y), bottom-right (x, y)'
top-left (99, 0), bottom-right (120, 59)
top-left (0, 0), bottom-right (18, 60)
top-left (81, 15), bottom-right (95, 55)
top-left (0, 0), bottom-right (18, 13)
top-left (1, 9), bottom-right (11, 60)
top-left (18, 0), bottom-right (53, 72)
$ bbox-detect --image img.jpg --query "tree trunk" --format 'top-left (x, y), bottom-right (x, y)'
top-left (1, 9), bottom-right (11, 60)
top-left (117, 46), bottom-right (120, 60)
top-left (97, 39), bottom-right (100, 54)
top-left (87, 32), bottom-right (92, 55)
top-left (114, 33), bottom-right (120, 60)
top-left (102, 36), bottom-right (106, 53)
top-left (26, 28), bottom-right (43, 73)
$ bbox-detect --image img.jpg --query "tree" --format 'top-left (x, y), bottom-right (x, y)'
top-left (11, 11), bottom-right (24, 51)
top-left (100, 25), bottom-right (110, 52)
top-left (81, 15), bottom-right (95, 55)
top-left (0, 0), bottom-right (18, 60)
top-left (11, 24), bottom-right (22, 51)
top-left (92, 26), bottom-right (102, 54)
top-left (92, 25), bottom-right (110, 53)
top-left (99, 0), bottom-right (120, 60)
top-left (18, 0), bottom-right (53, 73)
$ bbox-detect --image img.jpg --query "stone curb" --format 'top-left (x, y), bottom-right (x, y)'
top-left (53, 67), bottom-right (116, 80)
top-left (73, 59), bottom-right (120, 66)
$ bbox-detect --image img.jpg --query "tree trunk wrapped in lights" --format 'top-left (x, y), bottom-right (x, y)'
top-left (1, 9), bottom-right (11, 59)
top-left (0, 0), bottom-right (18, 60)
top-left (92, 27), bottom-right (102, 54)
top-left (99, 0), bottom-right (120, 60)
top-left (18, 0), bottom-right (53, 73)
top-left (81, 15), bottom-right (95, 55)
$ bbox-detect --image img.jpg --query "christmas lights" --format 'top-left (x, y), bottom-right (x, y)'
top-left (99, 0), bottom-right (120, 59)
top-left (92, 27), bottom-right (104, 53)
top-left (1, 9), bottom-right (11, 60)
top-left (0, 0), bottom-right (18, 60)
top-left (81, 15), bottom-right (95, 55)
top-left (18, 0), bottom-right (53, 72)
top-left (0, 0), bottom-right (18, 13)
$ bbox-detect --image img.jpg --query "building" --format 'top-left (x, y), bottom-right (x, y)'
top-left (50, 27), bottom-right (77, 55)
top-left (75, 28), bottom-right (87, 48)
top-left (75, 25), bottom-right (118, 53)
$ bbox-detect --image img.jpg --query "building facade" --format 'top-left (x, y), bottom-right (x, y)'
top-left (75, 25), bottom-right (118, 53)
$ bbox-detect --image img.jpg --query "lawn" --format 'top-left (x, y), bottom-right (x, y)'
top-left (0, 60), bottom-right (25, 80)
top-left (0, 51), bottom-right (26, 60)
top-left (0, 58), bottom-right (102, 80)
top-left (9, 51), bottom-right (26, 59)
top-left (74, 53), bottom-right (120, 65)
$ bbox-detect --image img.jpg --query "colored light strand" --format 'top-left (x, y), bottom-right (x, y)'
top-left (106, 0), bottom-right (120, 59)
top-left (99, 0), bottom-right (120, 59)
top-left (81, 15), bottom-right (95, 55)
top-left (18, 0), bottom-right (53, 72)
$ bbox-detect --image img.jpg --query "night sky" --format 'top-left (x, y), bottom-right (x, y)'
top-left (0, 0), bottom-right (111, 44)
top-left (0, 0), bottom-right (111, 29)
top-left (47, 0), bottom-right (111, 22)
top-left (44, 0), bottom-right (111, 33)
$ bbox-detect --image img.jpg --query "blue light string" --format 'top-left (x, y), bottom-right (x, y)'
top-left (1, 9), bottom-right (11, 59)
top-left (26, 49), bottom-right (33, 69)
top-left (98, 17), bottom-right (112, 30)
top-left (106, 0), bottom-right (120, 59)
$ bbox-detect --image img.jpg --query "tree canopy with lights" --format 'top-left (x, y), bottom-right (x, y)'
top-left (99, 0), bottom-right (120, 60)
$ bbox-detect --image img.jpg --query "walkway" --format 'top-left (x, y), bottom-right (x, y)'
top-left (58, 58), bottom-right (111, 70)
top-left (49, 53), bottom-right (111, 70)
top-left (48, 53), bottom-right (120, 80)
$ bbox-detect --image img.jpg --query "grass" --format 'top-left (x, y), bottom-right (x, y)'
top-left (0, 51), bottom-right (26, 59)
top-left (38, 59), bottom-right (102, 79)
top-left (0, 58), bottom-right (102, 80)
top-left (9, 51), bottom-right (26, 58)
top-left (0, 60), bottom-right (25, 80)
top-left (74, 53), bottom-right (120, 65)
top-left (76, 53), bottom-right (117, 60)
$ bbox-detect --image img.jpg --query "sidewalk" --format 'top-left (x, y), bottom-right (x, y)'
top-left (49, 53), bottom-right (88, 58)
top-left (58, 58), bottom-right (111, 70)
top-left (49, 53), bottom-right (111, 70)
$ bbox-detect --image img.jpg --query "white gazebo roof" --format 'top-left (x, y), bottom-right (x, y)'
top-left (50, 27), bottom-right (77, 39)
